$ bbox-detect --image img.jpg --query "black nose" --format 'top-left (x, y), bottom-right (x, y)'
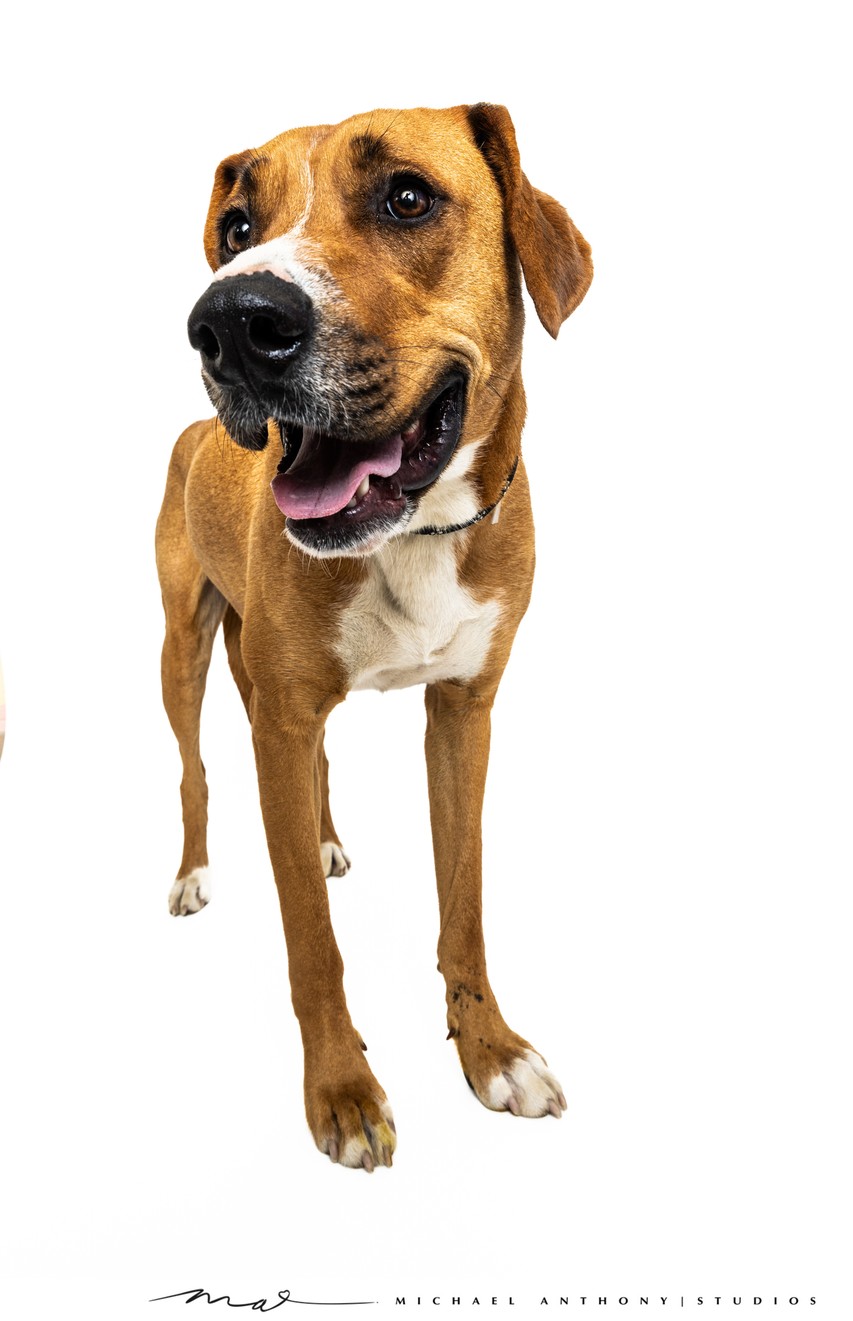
top-left (187, 271), bottom-right (313, 387)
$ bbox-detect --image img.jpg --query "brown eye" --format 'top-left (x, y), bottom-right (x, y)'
top-left (224, 213), bottom-right (251, 254)
top-left (386, 181), bottom-right (434, 221)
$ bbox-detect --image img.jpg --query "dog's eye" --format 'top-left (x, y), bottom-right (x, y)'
top-left (386, 181), bottom-right (434, 221)
top-left (224, 213), bottom-right (252, 255)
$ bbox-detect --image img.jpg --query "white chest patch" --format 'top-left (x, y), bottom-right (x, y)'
top-left (336, 534), bottom-right (502, 693)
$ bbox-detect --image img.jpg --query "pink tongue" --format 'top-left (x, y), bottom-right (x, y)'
top-left (271, 430), bottom-right (404, 519)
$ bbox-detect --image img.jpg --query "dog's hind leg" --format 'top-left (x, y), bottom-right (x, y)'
top-left (223, 604), bottom-right (253, 717)
top-left (317, 740), bottom-right (350, 878)
top-left (157, 452), bottom-right (226, 916)
top-left (160, 575), bottom-right (225, 914)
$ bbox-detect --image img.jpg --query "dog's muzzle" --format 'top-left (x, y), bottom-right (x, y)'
top-left (186, 273), bottom-right (467, 558)
top-left (187, 272), bottom-right (313, 390)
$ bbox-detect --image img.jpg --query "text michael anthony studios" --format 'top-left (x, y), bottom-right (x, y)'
top-left (390, 1297), bottom-right (818, 1310)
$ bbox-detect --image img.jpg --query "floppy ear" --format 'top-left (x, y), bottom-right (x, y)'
top-left (202, 150), bottom-right (255, 270)
top-left (467, 103), bottom-right (593, 338)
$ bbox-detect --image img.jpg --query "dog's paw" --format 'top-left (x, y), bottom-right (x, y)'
top-left (448, 992), bottom-right (566, 1119)
top-left (321, 841), bottom-right (351, 878)
top-left (307, 1080), bottom-right (396, 1171)
top-left (168, 866), bottom-right (210, 916)
top-left (483, 1048), bottom-right (567, 1119)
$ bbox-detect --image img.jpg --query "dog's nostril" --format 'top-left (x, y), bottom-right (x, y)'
top-left (188, 273), bottom-right (312, 383)
top-left (248, 314), bottom-right (301, 355)
top-left (196, 324), bottom-right (220, 361)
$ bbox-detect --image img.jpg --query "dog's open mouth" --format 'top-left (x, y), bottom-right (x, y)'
top-left (271, 377), bottom-right (464, 549)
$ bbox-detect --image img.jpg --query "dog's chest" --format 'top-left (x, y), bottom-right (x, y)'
top-left (336, 538), bottom-right (501, 693)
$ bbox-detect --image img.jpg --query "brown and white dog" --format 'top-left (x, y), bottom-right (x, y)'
top-left (156, 104), bottom-right (592, 1170)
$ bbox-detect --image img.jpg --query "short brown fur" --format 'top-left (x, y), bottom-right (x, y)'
top-left (156, 105), bottom-right (592, 1169)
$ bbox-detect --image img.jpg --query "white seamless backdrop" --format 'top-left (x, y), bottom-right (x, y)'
top-left (0, 3), bottom-right (850, 1319)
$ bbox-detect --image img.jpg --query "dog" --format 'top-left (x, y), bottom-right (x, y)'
top-left (156, 103), bottom-right (592, 1170)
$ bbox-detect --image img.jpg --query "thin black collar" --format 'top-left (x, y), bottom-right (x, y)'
top-left (413, 456), bottom-right (519, 536)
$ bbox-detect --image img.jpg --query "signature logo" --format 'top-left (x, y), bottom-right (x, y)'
top-left (151, 1287), bottom-right (376, 1311)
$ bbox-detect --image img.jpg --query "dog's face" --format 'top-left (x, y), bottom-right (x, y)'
top-left (188, 104), bottom-right (592, 557)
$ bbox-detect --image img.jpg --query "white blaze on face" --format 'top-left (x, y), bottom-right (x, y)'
top-left (212, 234), bottom-right (299, 283)
top-left (211, 141), bottom-right (335, 307)
top-left (211, 232), bottom-right (339, 311)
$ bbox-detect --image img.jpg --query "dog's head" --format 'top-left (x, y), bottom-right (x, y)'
top-left (187, 104), bottom-right (592, 557)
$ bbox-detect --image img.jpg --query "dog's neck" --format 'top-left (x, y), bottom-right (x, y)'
top-left (413, 455), bottom-right (519, 536)
top-left (467, 366), bottom-right (526, 521)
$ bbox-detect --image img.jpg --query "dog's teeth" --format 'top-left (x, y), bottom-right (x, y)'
top-left (346, 477), bottom-right (368, 510)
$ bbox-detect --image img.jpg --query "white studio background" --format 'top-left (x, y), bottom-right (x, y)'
top-left (1, 3), bottom-right (850, 1318)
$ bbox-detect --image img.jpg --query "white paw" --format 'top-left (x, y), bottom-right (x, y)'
top-left (168, 866), bottom-right (210, 916)
top-left (321, 841), bottom-right (351, 878)
top-left (486, 1049), bottom-right (567, 1118)
top-left (337, 1099), bottom-right (396, 1170)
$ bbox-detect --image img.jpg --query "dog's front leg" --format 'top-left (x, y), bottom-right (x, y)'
top-left (249, 685), bottom-right (395, 1170)
top-left (425, 679), bottom-right (567, 1120)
